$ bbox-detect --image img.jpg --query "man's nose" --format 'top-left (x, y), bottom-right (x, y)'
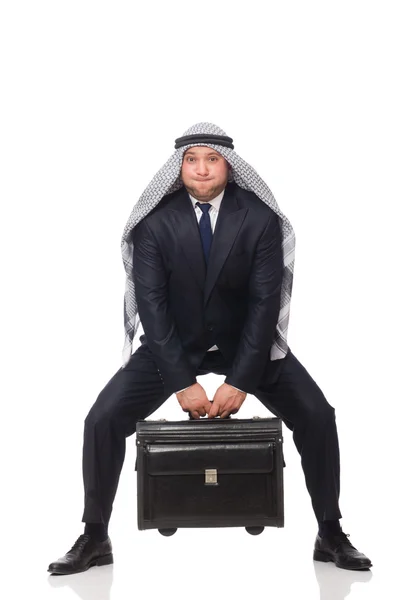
top-left (196, 160), bottom-right (209, 176)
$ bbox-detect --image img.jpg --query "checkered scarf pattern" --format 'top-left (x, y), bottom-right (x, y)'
top-left (121, 122), bottom-right (296, 367)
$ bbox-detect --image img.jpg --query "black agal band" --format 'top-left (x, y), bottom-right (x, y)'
top-left (174, 134), bottom-right (234, 150)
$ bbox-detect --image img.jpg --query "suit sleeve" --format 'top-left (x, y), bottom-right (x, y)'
top-left (132, 219), bottom-right (197, 394)
top-left (224, 210), bottom-right (283, 394)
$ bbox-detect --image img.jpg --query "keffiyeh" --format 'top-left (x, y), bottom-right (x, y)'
top-left (121, 122), bottom-right (296, 367)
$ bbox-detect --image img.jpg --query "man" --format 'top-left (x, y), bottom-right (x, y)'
top-left (48, 123), bottom-right (372, 575)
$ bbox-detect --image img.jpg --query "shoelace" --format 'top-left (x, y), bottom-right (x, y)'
top-left (68, 534), bottom-right (91, 554)
top-left (333, 532), bottom-right (357, 552)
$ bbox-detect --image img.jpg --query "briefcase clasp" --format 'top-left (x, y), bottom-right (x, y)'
top-left (205, 469), bottom-right (218, 485)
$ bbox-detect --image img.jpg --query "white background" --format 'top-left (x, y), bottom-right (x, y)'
top-left (1, 1), bottom-right (396, 599)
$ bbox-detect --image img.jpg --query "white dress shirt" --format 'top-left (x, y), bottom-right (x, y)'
top-left (176, 189), bottom-right (246, 395)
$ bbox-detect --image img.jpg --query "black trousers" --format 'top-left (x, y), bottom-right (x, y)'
top-left (82, 345), bottom-right (342, 526)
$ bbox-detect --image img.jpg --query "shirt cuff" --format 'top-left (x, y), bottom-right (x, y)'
top-left (230, 384), bottom-right (247, 394)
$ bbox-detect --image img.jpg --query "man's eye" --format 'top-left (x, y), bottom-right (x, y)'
top-left (209, 157), bottom-right (217, 162)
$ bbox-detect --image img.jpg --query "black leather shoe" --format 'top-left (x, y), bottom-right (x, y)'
top-left (48, 534), bottom-right (113, 575)
top-left (313, 531), bottom-right (372, 570)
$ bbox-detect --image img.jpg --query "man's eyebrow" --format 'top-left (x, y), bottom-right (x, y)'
top-left (184, 151), bottom-right (220, 157)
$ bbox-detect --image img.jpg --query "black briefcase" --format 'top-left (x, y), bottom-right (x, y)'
top-left (135, 416), bottom-right (284, 536)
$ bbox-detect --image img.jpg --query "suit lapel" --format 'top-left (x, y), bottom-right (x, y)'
top-left (204, 184), bottom-right (247, 305)
top-left (168, 183), bottom-right (248, 303)
top-left (169, 187), bottom-right (206, 292)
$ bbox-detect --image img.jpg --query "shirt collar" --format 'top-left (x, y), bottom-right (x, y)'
top-left (189, 188), bottom-right (225, 212)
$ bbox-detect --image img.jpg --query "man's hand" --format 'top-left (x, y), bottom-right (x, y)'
top-left (176, 383), bottom-right (212, 420)
top-left (208, 383), bottom-right (247, 419)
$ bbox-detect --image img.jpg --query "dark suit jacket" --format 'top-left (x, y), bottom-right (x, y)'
top-left (132, 181), bottom-right (284, 395)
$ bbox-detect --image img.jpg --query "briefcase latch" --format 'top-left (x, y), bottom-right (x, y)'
top-left (205, 469), bottom-right (218, 485)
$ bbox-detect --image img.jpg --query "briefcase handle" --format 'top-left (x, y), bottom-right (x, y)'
top-left (188, 400), bottom-right (232, 420)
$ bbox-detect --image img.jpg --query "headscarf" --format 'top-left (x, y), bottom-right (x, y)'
top-left (121, 122), bottom-right (296, 367)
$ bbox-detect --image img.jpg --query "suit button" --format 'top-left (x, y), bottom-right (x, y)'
top-left (206, 324), bottom-right (214, 331)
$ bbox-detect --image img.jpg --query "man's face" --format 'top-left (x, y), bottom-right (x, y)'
top-left (181, 146), bottom-right (230, 202)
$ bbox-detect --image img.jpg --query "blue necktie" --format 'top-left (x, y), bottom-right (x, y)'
top-left (196, 202), bottom-right (212, 264)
